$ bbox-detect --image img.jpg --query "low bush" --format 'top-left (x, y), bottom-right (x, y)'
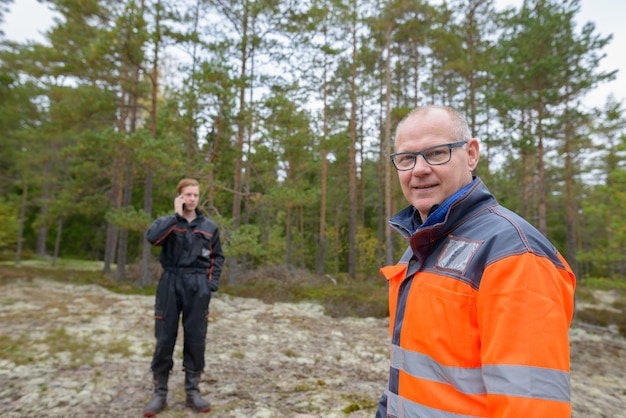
top-left (221, 265), bottom-right (389, 319)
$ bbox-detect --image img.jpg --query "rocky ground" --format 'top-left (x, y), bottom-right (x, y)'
top-left (0, 278), bottom-right (625, 418)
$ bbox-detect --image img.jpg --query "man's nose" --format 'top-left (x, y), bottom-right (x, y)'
top-left (411, 155), bottom-right (431, 173)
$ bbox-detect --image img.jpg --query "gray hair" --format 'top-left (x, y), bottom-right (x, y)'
top-left (394, 105), bottom-right (471, 148)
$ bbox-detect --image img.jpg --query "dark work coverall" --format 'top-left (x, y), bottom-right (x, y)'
top-left (146, 209), bottom-right (224, 375)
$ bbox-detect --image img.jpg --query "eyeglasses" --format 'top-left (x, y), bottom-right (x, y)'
top-left (390, 140), bottom-right (468, 171)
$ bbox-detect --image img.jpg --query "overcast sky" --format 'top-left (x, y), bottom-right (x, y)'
top-left (3, 0), bottom-right (624, 109)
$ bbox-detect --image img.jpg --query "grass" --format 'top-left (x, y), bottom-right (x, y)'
top-left (0, 258), bottom-right (158, 296)
top-left (220, 265), bottom-right (389, 319)
top-left (574, 277), bottom-right (626, 338)
top-left (0, 326), bottom-right (134, 367)
top-left (580, 276), bottom-right (626, 291)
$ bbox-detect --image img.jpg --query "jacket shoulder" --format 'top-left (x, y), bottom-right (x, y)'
top-left (195, 215), bottom-right (219, 231)
top-left (466, 205), bottom-right (561, 264)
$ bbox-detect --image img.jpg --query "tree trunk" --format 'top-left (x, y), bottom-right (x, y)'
top-left (140, 0), bottom-right (159, 287)
top-left (104, 223), bottom-right (118, 274)
top-left (334, 204), bottom-right (341, 276)
top-left (521, 111), bottom-right (532, 221)
top-left (563, 103), bottom-right (578, 274)
top-left (228, 1), bottom-right (251, 286)
top-left (105, 51), bottom-right (129, 276)
top-left (116, 172), bottom-right (133, 281)
top-left (318, 146), bottom-right (328, 276)
top-left (36, 174), bottom-right (51, 257)
top-left (286, 204), bottom-right (292, 265)
top-left (118, 33), bottom-right (142, 281)
top-left (140, 169), bottom-right (154, 287)
top-left (384, 18), bottom-right (394, 266)
top-left (232, 4), bottom-right (249, 231)
top-left (52, 217), bottom-right (63, 267)
top-left (348, 7), bottom-right (358, 279)
top-left (15, 180), bottom-right (28, 267)
top-left (317, 24), bottom-right (329, 276)
top-left (536, 107), bottom-right (547, 236)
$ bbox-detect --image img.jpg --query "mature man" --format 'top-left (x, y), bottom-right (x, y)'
top-left (376, 106), bottom-right (576, 417)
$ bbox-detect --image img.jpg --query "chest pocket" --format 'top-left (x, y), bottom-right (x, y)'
top-left (192, 231), bottom-right (213, 262)
top-left (402, 274), bottom-right (480, 366)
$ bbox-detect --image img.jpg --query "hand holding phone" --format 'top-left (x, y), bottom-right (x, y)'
top-left (175, 194), bottom-right (186, 214)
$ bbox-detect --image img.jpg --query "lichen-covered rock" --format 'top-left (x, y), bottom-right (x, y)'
top-left (0, 279), bottom-right (624, 417)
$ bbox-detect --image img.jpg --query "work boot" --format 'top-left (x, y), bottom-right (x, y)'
top-left (185, 372), bottom-right (211, 413)
top-left (143, 373), bottom-right (168, 417)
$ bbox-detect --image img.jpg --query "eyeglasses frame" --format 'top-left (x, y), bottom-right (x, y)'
top-left (390, 140), bottom-right (468, 171)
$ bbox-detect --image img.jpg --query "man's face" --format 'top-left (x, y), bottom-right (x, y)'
top-left (180, 185), bottom-right (199, 211)
top-left (394, 108), bottom-right (479, 221)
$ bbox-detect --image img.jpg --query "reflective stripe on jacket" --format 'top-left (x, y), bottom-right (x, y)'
top-left (378, 178), bottom-right (576, 417)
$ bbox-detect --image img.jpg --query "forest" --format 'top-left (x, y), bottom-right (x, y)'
top-left (0, 0), bottom-right (625, 286)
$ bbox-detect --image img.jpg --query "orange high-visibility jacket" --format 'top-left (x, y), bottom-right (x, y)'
top-left (376, 178), bottom-right (576, 418)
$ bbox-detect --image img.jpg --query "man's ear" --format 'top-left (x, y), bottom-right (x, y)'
top-left (466, 138), bottom-right (480, 171)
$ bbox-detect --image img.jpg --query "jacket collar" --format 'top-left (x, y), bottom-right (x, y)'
top-left (389, 177), bottom-right (495, 241)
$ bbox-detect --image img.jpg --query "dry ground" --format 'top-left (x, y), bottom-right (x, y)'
top-left (0, 278), bottom-right (625, 418)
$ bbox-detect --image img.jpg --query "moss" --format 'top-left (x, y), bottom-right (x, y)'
top-left (0, 327), bottom-right (139, 368)
top-left (293, 383), bottom-right (314, 392)
top-left (0, 334), bottom-right (35, 365)
top-left (107, 336), bottom-right (133, 357)
top-left (341, 393), bottom-right (377, 413)
top-left (283, 349), bottom-right (299, 358)
top-left (230, 351), bottom-right (245, 359)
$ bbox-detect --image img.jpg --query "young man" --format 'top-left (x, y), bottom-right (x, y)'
top-left (143, 178), bottom-right (224, 417)
top-left (376, 106), bottom-right (576, 417)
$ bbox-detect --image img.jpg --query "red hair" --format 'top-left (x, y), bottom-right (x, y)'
top-left (176, 178), bottom-right (199, 195)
